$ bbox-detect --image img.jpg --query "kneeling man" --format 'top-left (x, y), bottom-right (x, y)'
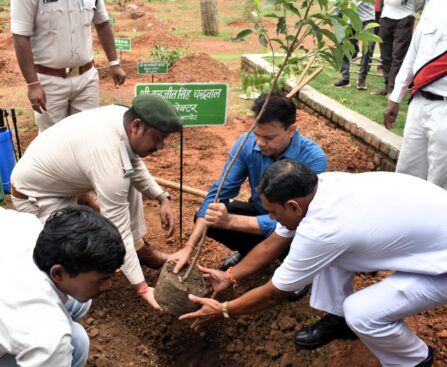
top-left (181, 160), bottom-right (446, 367)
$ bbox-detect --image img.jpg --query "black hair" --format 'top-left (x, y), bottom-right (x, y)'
top-left (34, 207), bottom-right (126, 277)
top-left (124, 107), bottom-right (152, 130)
top-left (251, 90), bottom-right (296, 129)
top-left (256, 159), bottom-right (318, 205)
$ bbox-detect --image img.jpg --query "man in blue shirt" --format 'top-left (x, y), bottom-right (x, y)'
top-left (169, 92), bottom-right (327, 283)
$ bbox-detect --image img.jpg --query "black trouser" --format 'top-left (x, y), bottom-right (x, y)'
top-left (340, 20), bottom-right (375, 83)
top-left (195, 200), bottom-right (289, 259)
top-left (379, 15), bottom-right (415, 91)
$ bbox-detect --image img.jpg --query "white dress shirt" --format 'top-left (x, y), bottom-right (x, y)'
top-left (272, 172), bottom-right (447, 292)
top-left (0, 208), bottom-right (73, 367)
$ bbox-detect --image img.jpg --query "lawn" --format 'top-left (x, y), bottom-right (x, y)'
top-left (264, 55), bottom-right (408, 136)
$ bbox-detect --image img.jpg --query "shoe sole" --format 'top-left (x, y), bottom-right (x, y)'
top-left (332, 83), bottom-right (351, 88)
top-left (295, 333), bottom-right (358, 350)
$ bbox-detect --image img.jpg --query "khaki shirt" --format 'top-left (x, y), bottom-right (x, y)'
top-left (11, 0), bottom-right (108, 68)
top-left (11, 105), bottom-right (165, 285)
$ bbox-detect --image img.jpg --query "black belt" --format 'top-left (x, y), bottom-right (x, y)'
top-left (419, 90), bottom-right (447, 101)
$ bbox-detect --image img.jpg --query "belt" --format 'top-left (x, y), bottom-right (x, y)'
top-left (10, 184), bottom-right (29, 200)
top-left (419, 90), bottom-right (447, 101)
top-left (34, 61), bottom-right (94, 78)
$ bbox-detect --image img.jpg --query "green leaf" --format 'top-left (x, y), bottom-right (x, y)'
top-left (354, 31), bottom-right (382, 43)
top-left (270, 37), bottom-right (285, 46)
top-left (262, 0), bottom-right (278, 10)
top-left (283, 2), bottom-right (300, 16)
top-left (341, 8), bottom-right (362, 32)
top-left (330, 17), bottom-right (347, 43)
top-left (235, 29), bottom-right (253, 41)
top-left (363, 22), bottom-right (380, 31)
top-left (258, 33), bottom-right (268, 47)
top-left (316, 0), bottom-right (329, 10)
top-left (264, 12), bottom-right (280, 18)
top-left (276, 16), bottom-right (287, 34)
top-left (317, 28), bottom-right (338, 44)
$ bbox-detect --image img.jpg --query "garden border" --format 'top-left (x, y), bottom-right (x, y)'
top-left (241, 54), bottom-right (402, 171)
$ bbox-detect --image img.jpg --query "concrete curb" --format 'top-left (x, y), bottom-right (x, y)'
top-left (241, 54), bottom-right (402, 171)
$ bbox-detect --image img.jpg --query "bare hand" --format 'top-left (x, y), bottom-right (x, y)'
top-left (179, 294), bottom-right (223, 332)
top-left (160, 198), bottom-right (175, 237)
top-left (28, 83), bottom-right (47, 114)
top-left (383, 100), bottom-right (400, 129)
top-left (197, 264), bottom-right (231, 297)
top-left (140, 287), bottom-right (163, 311)
top-left (168, 246), bottom-right (194, 274)
top-left (110, 66), bottom-right (126, 87)
top-left (205, 203), bottom-right (230, 229)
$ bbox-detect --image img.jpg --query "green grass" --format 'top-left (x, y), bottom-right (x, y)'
top-left (308, 66), bottom-right (407, 136)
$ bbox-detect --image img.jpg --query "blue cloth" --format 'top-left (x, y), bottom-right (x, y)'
top-left (197, 130), bottom-right (327, 236)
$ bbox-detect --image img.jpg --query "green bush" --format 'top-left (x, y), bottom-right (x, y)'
top-left (149, 45), bottom-right (186, 66)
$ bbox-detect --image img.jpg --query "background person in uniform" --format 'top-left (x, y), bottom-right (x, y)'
top-left (10, 95), bottom-right (181, 308)
top-left (11, 0), bottom-right (127, 133)
top-left (180, 160), bottom-right (446, 367)
top-left (332, 1), bottom-right (376, 90)
top-left (169, 92), bottom-right (327, 300)
top-left (384, 0), bottom-right (447, 190)
top-left (373, 0), bottom-right (422, 96)
top-left (0, 206), bottom-right (125, 367)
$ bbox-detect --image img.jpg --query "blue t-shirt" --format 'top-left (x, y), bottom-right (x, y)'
top-left (197, 130), bottom-right (327, 236)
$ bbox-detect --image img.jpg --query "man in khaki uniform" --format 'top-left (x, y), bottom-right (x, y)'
top-left (11, 0), bottom-right (126, 133)
top-left (10, 95), bottom-right (181, 309)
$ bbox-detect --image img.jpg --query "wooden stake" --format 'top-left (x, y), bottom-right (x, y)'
top-left (287, 66), bottom-right (323, 98)
top-left (154, 177), bottom-right (207, 198)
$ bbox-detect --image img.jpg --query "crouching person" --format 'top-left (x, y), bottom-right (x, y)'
top-left (0, 206), bottom-right (125, 367)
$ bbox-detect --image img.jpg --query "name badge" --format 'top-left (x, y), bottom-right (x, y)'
top-left (43, 0), bottom-right (58, 3)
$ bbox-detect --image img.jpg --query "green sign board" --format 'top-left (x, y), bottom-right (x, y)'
top-left (109, 16), bottom-right (116, 24)
top-left (135, 83), bottom-right (228, 127)
top-left (137, 61), bottom-right (168, 75)
top-left (114, 38), bottom-right (131, 52)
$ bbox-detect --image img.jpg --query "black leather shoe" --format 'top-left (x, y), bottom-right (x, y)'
top-left (295, 314), bottom-right (358, 350)
top-left (287, 284), bottom-right (311, 302)
top-left (220, 251), bottom-right (243, 271)
top-left (416, 346), bottom-right (434, 367)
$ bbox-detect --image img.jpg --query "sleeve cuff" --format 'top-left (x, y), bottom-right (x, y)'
top-left (11, 21), bottom-right (34, 36)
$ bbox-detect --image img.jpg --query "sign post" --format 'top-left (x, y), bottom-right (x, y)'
top-left (137, 61), bottom-right (169, 83)
top-left (114, 38), bottom-right (131, 62)
top-left (135, 83), bottom-right (228, 127)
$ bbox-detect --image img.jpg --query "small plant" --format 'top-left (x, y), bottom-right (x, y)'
top-left (149, 45), bottom-right (186, 66)
top-left (241, 70), bottom-right (287, 99)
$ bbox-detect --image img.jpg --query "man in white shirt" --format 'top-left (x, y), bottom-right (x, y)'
top-left (180, 160), bottom-right (446, 367)
top-left (374, 0), bottom-right (422, 95)
top-left (384, 0), bottom-right (447, 190)
top-left (10, 94), bottom-right (182, 307)
top-left (11, 0), bottom-right (127, 133)
top-left (0, 206), bottom-right (125, 367)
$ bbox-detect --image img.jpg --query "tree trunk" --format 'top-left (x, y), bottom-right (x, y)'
top-left (200, 0), bottom-right (219, 36)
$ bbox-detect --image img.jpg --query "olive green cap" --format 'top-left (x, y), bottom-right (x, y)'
top-left (132, 94), bottom-right (182, 133)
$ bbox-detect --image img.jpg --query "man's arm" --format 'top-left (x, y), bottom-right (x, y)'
top-left (231, 232), bottom-right (292, 281)
top-left (204, 202), bottom-right (262, 235)
top-left (94, 21), bottom-right (126, 86)
top-left (179, 280), bottom-right (288, 331)
top-left (12, 34), bottom-right (47, 114)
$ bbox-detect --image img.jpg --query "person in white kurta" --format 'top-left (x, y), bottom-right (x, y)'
top-left (0, 206), bottom-right (125, 367)
top-left (180, 161), bottom-right (447, 367)
top-left (384, 0), bottom-right (447, 190)
top-left (10, 94), bottom-right (182, 308)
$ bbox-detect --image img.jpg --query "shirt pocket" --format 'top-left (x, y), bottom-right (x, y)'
top-left (36, 1), bottom-right (64, 31)
top-left (418, 21), bottom-right (441, 59)
top-left (82, 0), bottom-right (96, 26)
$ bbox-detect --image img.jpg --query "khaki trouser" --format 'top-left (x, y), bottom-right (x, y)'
top-left (35, 67), bottom-right (99, 133)
top-left (12, 186), bottom-right (147, 247)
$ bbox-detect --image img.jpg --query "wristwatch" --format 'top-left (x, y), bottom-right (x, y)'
top-left (108, 59), bottom-right (120, 67)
